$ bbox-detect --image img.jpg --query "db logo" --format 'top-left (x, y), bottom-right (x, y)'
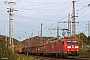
top-left (52, 44), bottom-right (54, 48)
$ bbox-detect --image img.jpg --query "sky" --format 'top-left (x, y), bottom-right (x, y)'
top-left (0, 0), bottom-right (90, 41)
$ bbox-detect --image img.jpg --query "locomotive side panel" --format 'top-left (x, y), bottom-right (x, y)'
top-left (50, 42), bottom-right (55, 53)
top-left (55, 41), bottom-right (64, 53)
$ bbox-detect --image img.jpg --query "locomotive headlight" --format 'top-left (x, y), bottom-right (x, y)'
top-left (67, 46), bottom-right (71, 48)
top-left (75, 46), bottom-right (79, 48)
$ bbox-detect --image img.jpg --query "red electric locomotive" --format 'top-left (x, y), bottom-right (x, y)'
top-left (21, 38), bottom-right (79, 58)
top-left (45, 38), bottom-right (79, 58)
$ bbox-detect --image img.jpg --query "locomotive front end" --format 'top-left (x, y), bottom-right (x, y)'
top-left (66, 39), bottom-right (79, 56)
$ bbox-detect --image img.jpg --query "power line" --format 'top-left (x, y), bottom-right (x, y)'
top-left (43, 16), bottom-right (68, 30)
top-left (42, 2), bottom-right (90, 37)
top-left (15, 0), bottom-right (20, 9)
top-left (15, 2), bottom-right (90, 38)
top-left (42, 5), bottom-right (71, 32)
top-left (1, 0), bottom-right (90, 40)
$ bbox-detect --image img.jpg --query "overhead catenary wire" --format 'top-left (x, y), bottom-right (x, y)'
top-left (42, 2), bottom-right (90, 31)
top-left (42, 2), bottom-right (90, 37)
top-left (12, 3), bottom-right (72, 37)
top-left (13, 1), bottom-right (90, 38)
top-left (1, 0), bottom-right (90, 40)
top-left (14, 0), bottom-right (21, 9)
top-left (15, 3), bottom-right (90, 37)
top-left (15, 2), bottom-right (90, 33)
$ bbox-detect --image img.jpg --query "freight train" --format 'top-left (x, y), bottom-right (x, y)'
top-left (17, 38), bottom-right (79, 58)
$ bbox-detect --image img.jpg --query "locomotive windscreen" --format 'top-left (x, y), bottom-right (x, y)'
top-left (67, 40), bottom-right (78, 44)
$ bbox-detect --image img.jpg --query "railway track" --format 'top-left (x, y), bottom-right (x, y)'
top-left (30, 55), bottom-right (90, 60)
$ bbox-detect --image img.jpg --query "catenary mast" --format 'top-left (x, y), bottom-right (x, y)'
top-left (4, 1), bottom-right (17, 52)
top-left (72, 0), bottom-right (76, 36)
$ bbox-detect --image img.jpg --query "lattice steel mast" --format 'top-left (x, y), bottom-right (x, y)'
top-left (4, 1), bottom-right (17, 52)
top-left (72, 0), bottom-right (76, 36)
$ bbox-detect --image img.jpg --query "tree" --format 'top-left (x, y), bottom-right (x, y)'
top-left (88, 36), bottom-right (90, 41)
top-left (0, 37), bottom-right (6, 58)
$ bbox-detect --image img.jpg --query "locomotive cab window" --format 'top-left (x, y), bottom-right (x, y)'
top-left (67, 40), bottom-right (78, 44)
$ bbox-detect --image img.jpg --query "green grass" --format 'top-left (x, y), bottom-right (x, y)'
top-left (16, 54), bottom-right (35, 60)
